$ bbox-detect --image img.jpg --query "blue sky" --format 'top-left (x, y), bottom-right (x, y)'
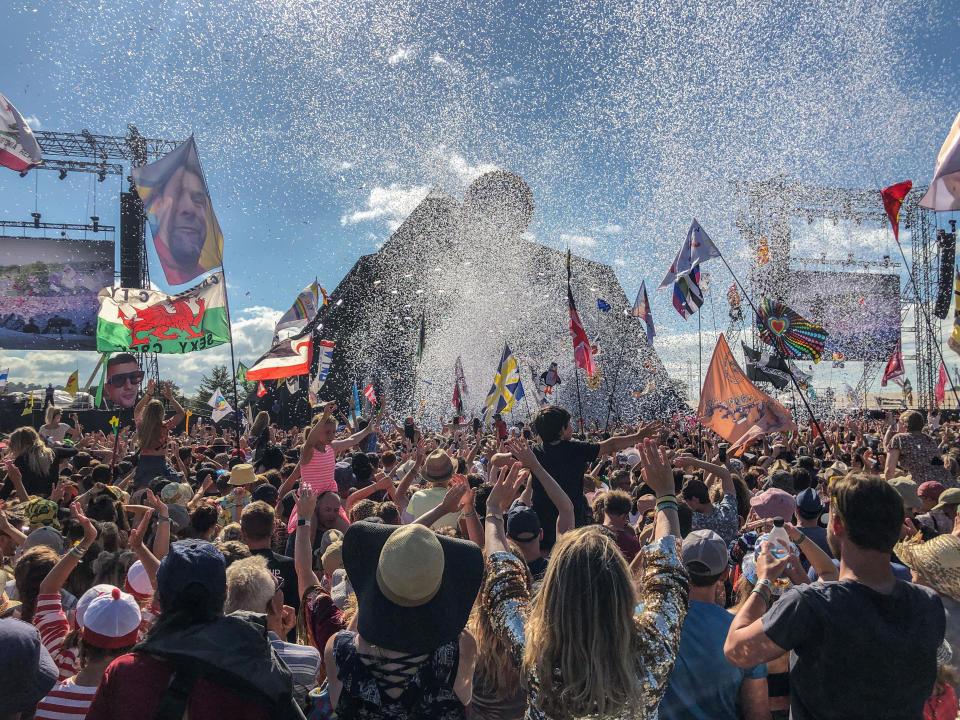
top-left (1, 0), bottom-right (958, 402)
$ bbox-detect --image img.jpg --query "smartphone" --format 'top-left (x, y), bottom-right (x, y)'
top-left (718, 443), bottom-right (728, 462)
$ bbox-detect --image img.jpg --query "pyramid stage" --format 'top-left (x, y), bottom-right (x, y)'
top-left (312, 171), bottom-right (684, 424)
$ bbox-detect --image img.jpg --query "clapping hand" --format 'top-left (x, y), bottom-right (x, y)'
top-left (637, 439), bottom-right (675, 497)
top-left (488, 462), bottom-right (525, 516)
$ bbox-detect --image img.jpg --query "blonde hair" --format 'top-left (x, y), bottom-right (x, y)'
top-left (9, 426), bottom-right (55, 478)
top-left (250, 411), bottom-right (270, 440)
top-left (44, 405), bottom-right (62, 426)
top-left (522, 526), bottom-right (642, 718)
top-left (301, 415), bottom-right (335, 465)
top-left (224, 555), bottom-right (275, 614)
top-left (137, 400), bottom-right (166, 451)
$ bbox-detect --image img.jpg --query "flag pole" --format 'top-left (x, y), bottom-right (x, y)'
top-left (574, 366), bottom-right (585, 431)
top-left (713, 248), bottom-right (825, 439)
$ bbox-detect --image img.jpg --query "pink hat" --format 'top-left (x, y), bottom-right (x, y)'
top-left (750, 488), bottom-right (796, 520)
top-left (124, 561), bottom-right (153, 600)
top-left (918, 481), bottom-right (947, 502)
top-left (81, 587), bottom-right (141, 648)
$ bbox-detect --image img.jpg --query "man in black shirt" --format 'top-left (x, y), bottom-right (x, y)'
top-left (496, 405), bottom-right (659, 548)
top-left (241, 500), bottom-right (299, 640)
top-left (725, 473), bottom-right (945, 719)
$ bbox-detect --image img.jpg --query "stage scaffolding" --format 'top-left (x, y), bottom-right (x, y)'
top-left (732, 176), bottom-right (939, 409)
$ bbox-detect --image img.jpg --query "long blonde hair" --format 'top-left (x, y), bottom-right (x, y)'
top-left (522, 526), bottom-right (642, 718)
top-left (9, 426), bottom-right (55, 477)
top-left (137, 399), bottom-right (166, 450)
top-left (44, 405), bottom-right (62, 426)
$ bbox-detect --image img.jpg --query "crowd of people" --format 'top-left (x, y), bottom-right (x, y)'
top-left (1, 383), bottom-right (959, 719)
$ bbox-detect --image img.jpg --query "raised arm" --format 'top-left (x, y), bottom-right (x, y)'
top-left (331, 412), bottom-right (379, 453)
top-left (414, 483), bottom-right (467, 529)
top-left (38, 502), bottom-right (98, 596)
top-left (134, 378), bottom-right (155, 424)
top-left (506, 437), bottom-right (574, 537)
top-left (161, 382), bottom-right (186, 428)
top-left (597, 421), bottom-right (661, 456)
top-left (484, 463), bottom-right (526, 556)
top-left (294, 488), bottom-right (322, 598)
top-left (145, 489), bottom-right (171, 560)
top-left (724, 542), bottom-right (791, 668)
top-left (305, 402), bottom-right (338, 448)
top-left (673, 454), bottom-right (734, 497)
top-left (127, 508), bottom-right (160, 590)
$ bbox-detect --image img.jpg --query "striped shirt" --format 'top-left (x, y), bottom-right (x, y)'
top-left (268, 631), bottom-right (321, 705)
top-left (35, 677), bottom-right (98, 719)
top-left (287, 446), bottom-right (339, 533)
top-left (34, 593), bottom-right (79, 679)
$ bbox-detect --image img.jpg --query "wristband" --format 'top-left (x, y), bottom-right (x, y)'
top-left (485, 512), bottom-right (504, 523)
top-left (755, 578), bottom-right (776, 593)
top-left (656, 501), bottom-right (679, 513)
top-left (655, 494), bottom-right (677, 503)
top-left (297, 518), bottom-right (310, 527)
top-left (751, 586), bottom-right (772, 608)
top-left (69, 542), bottom-right (87, 558)
top-left (462, 510), bottom-right (477, 518)
top-left (793, 532), bottom-right (806, 545)
top-left (156, 515), bottom-right (172, 524)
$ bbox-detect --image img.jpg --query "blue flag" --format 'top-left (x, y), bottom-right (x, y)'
top-left (597, 298), bottom-right (611, 312)
top-left (352, 382), bottom-right (361, 414)
top-left (482, 343), bottom-right (526, 421)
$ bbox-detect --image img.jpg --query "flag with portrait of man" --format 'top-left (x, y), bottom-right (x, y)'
top-left (132, 135), bottom-right (224, 286)
top-left (482, 343), bottom-right (525, 421)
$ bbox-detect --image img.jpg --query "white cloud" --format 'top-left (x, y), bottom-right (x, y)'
top-left (613, 258), bottom-right (628, 268)
top-left (24, 115), bottom-right (41, 130)
top-left (493, 76), bottom-right (519, 89)
top-left (560, 233), bottom-right (597, 249)
top-left (388, 46), bottom-right (414, 65)
top-left (338, 161), bottom-right (355, 171)
top-left (591, 223), bottom-right (623, 234)
top-left (436, 145), bottom-right (497, 185)
top-left (430, 53), bottom-right (448, 65)
top-left (340, 183), bottom-right (431, 230)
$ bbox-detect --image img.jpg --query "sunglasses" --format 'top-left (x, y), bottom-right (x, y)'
top-left (108, 371), bottom-right (145, 388)
top-left (272, 573), bottom-right (285, 594)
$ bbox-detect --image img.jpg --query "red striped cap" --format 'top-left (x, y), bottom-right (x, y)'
top-left (81, 588), bottom-right (141, 648)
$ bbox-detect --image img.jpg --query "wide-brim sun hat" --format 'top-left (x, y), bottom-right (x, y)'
top-left (422, 450), bottom-right (456, 484)
top-left (342, 521), bottom-right (483, 655)
top-left (895, 533), bottom-right (960, 603)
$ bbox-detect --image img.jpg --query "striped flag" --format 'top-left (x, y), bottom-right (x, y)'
top-left (256, 381), bottom-right (267, 397)
top-left (363, 383), bottom-right (377, 406)
top-left (672, 265), bottom-right (704, 319)
top-left (275, 281), bottom-right (320, 333)
top-left (246, 335), bottom-right (313, 381)
top-left (631, 281), bottom-right (655, 345)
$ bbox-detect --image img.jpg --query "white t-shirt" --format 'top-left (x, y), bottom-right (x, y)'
top-left (406, 486), bottom-right (460, 529)
top-left (40, 423), bottom-right (71, 443)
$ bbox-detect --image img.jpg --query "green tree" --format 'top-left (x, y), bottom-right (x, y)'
top-left (193, 365), bottom-right (251, 418)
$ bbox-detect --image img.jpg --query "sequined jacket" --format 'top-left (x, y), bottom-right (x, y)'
top-left (484, 536), bottom-right (689, 720)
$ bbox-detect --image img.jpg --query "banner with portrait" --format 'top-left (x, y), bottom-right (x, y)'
top-left (0, 237), bottom-right (114, 350)
top-left (132, 135), bottom-right (224, 286)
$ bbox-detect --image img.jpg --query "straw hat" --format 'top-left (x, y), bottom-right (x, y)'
top-left (422, 450), bottom-right (456, 484)
top-left (227, 464), bottom-right (257, 486)
top-left (895, 533), bottom-right (960, 602)
top-left (342, 522), bottom-right (482, 654)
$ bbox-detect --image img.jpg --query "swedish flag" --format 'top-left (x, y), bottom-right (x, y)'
top-left (482, 343), bottom-right (525, 421)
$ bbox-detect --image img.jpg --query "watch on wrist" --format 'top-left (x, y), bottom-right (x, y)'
top-left (297, 518), bottom-right (310, 527)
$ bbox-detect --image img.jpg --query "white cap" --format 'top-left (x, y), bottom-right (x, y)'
top-left (82, 587), bottom-right (141, 648)
top-left (75, 584), bottom-right (117, 629)
top-left (125, 561), bottom-right (153, 599)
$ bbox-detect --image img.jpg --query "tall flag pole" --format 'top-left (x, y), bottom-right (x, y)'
top-left (881, 341), bottom-right (905, 387)
top-left (632, 281), bottom-right (655, 345)
top-left (567, 250), bottom-right (588, 425)
top-left (881, 180), bottom-right (960, 406)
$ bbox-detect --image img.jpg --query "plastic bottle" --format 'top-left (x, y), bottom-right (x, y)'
top-left (767, 517), bottom-right (790, 551)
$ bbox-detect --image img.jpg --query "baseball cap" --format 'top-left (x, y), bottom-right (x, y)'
top-left (125, 561), bottom-right (154, 600)
top-left (933, 488), bottom-right (960, 512)
top-left (22, 526), bottom-right (65, 554)
top-left (82, 587), bottom-right (141, 648)
top-left (918, 481), bottom-right (947, 503)
top-left (75, 584), bottom-right (116, 629)
top-left (750, 488), bottom-right (796, 520)
top-left (795, 488), bottom-right (824, 518)
top-left (251, 484), bottom-right (279, 505)
top-left (506, 506), bottom-right (542, 542)
top-left (156, 540), bottom-right (226, 602)
top-left (681, 529), bottom-right (729, 576)
top-left (0, 618), bottom-right (58, 715)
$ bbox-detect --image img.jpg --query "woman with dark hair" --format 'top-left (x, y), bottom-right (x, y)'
top-left (86, 540), bottom-right (303, 720)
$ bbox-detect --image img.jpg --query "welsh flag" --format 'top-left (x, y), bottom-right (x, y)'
top-left (96, 271), bottom-right (230, 354)
top-left (0, 93), bottom-right (42, 172)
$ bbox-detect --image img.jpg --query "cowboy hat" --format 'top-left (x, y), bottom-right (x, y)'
top-left (342, 522), bottom-right (482, 655)
top-left (422, 450), bottom-right (456, 484)
top-left (227, 464), bottom-right (257, 486)
top-left (895, 533), bottom-right (960, 603)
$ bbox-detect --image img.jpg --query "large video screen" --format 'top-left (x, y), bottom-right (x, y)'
top-left (784, 270), bottom-right (900, 361)
top-left (0, 237), bottom-right (115, 350)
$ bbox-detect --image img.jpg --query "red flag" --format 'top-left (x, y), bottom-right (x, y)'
top-left (881, 341), bottom-right (904, 387)
top-left (936, 362), bottom-right (948, 406)
top-left (256, 380), bottom-right (267, 397)
top-left (363, 383), bottom-right (377, 405)
top-left (567, 250), bottom-right (596, 377)
top-left (881, 181), bottom-right (912, 243)
top-left (452, 381), bottom-right (463, 415)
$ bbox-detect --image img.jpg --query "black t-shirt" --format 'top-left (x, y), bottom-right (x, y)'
top-left (531, 440), bottom-right (600, 546)
top-left (527, 556), bottom-right (548, 583)
top-left (762, 579), bottom-right (944, 719)
top-left (250, 547), bottom-right (300, 636)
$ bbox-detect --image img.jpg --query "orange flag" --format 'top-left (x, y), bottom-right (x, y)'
top-left (698, 334), bottom-right (797, 454)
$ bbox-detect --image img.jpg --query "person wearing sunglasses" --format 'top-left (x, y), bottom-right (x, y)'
top-left (103, 354), bottom-right (144, 410)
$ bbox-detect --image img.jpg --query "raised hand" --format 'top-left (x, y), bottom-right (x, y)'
top-left (145, 489), bottom-right (169, 518)
top-left (296, 486), bottom-right (317, 519)
top-left (70, 501), bottom-right (98, 545)
top-left (637, 439), bottom-right (674, 497)
top-left (488, 462), bottom-right (525, 516)
top-left (162, 382), bottom-right (173, 400)
top-left (505, 436), bottom-right (538, 468)
top-left (438, 483), bottom-right (468, 514)
top-left (128, 507), bottom-right (154, 552)
top-left (146, 378), bottom-right (155, 396)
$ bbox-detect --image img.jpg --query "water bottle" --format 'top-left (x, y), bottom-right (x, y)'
top-left (756, 517), bottom-right (793, 590)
